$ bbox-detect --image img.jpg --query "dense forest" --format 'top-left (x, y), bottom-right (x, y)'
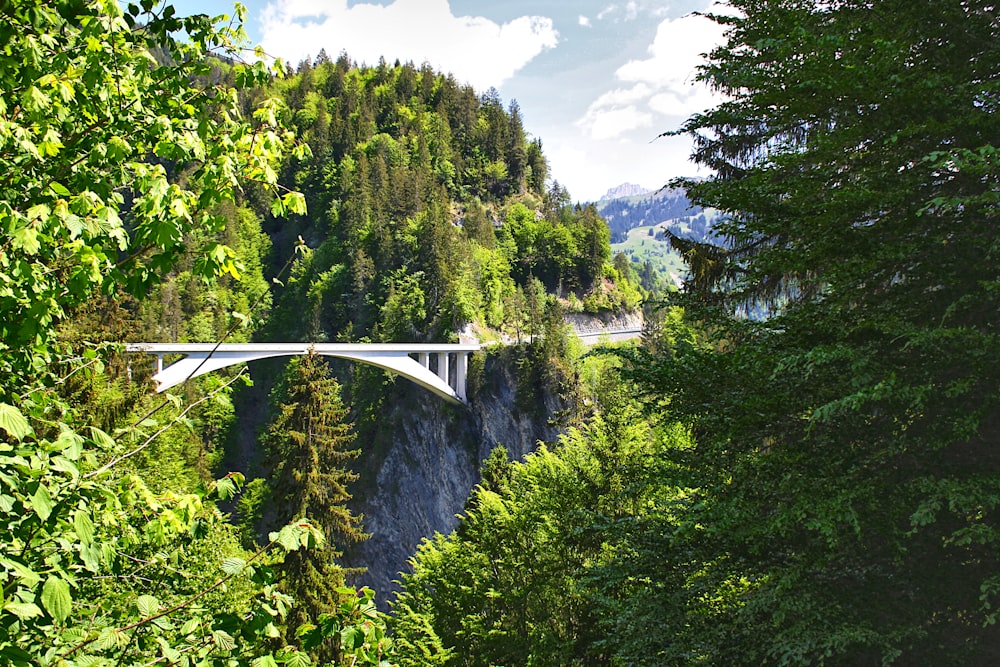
top-left (1, 0), bottom-right (998, 665)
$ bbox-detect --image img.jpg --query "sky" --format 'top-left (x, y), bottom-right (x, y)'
top-left (170, 0), bottom-right (730, 202)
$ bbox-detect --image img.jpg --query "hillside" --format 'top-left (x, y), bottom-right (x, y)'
top-left (593, 184), bottom-right (719, 245)
top-left (594, 183), bottom-right (720, 289)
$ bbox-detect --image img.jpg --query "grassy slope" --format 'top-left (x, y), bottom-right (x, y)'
top-left (611, 225), bottom-right (687, 289)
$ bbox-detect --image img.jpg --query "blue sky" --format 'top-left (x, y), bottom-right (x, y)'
top-left (170, 0), bottom-right (728, 202)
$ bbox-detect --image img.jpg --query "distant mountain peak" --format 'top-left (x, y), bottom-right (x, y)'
top-left (600, 183), bottom-right (651, 201)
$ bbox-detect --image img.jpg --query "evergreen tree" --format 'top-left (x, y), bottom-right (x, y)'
top-left (262, 353), bottom-right (368, 656)
top-left (631, 0), bottom-right (1000, 663)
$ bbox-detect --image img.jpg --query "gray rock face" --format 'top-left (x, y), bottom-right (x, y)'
top-left (599, 182), bottom-right (652, 201)
top-left (343, 349), bottom-right (565, 601)
top-left (564, 310), bottom-right (644, 334)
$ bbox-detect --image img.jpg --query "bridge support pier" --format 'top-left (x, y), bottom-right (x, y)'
top-left (436, 352), bottom-right (449, 386)
top-left (455, 352), bottom-right (468, 401)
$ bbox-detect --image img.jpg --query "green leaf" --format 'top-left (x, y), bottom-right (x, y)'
top-left (12, 228), bottom-right (40, 255)
top-left (341, 626), bottom-right (364, 650)
top-left (136, 594), bottom-right (159, 617)
top-left (96, 626), bottom-right (127, 650)
top-left (49, 181), bottom-right (70, 197)
top-left (0, 404), bottom-right (31, 441)
top-left (4, 601), bottom-right (43, 620)
top-left (269, 195), bottom-right (285, 218)
top-left (57, 429), bottom-right (84, 460)
top-left (0, 645), bottom-right (33, 664)
top-left (1, 559), bottom-right (40, 587)
top-left (156, 636), bottom-right (181, 662)
top-left (89, 426), bottom-right (116, 450)
top-left (283, 650), bottom-right (311, 667)
top-left (51, 455), bottom-right (79, 478)
top-left (180, 618), bottom-right (200, 635)
top-left (26, 204), bottom-right (50, 221)
top-left (74, 510), bottom-right (95, 545)
top-left (31, 483), bottom-right (53, 522)
top-left (221, 557), bottom-right (246, 575)
top-left (41, 576), bottom-right (72, 623)
top-left (212, 629), bottom-right (236, 651)
top-left (80, 543), bottom-right (101, 573)
top-left (253, 655), bottom-right (279, 667)
top-left (270, 524), bottom-right (302, 552)
top-left (282, 191), bottom-right (307, 216)
top-left (213, 475), bottom-right (237, 500)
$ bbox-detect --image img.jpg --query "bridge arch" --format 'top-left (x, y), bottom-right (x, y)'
top-left (125, 343), bottom-right (481, 404)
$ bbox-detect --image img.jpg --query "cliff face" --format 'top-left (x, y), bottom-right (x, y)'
top-left (344, 348), bottom-right (566, 598)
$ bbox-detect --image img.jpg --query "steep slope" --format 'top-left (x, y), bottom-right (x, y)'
top-left (232, 55), bottom-right (637, 603)
top-left (343, 349), bottom-right (568, 597)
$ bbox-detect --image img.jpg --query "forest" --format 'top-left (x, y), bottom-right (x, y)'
top-left (0, 0), bottom-right (997, 665)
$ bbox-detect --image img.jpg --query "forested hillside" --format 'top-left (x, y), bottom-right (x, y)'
top-left (257, 51), bottom-right (640, 347)
top-left (596, 186), bottom-right (717, 244)
top-left (2, 0), bottom-right (998, 666)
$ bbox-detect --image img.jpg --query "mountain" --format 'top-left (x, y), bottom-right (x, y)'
top-left (599, 182), bottom-right (652, 201)
top-left (593, 185), bottom-right (718, 245)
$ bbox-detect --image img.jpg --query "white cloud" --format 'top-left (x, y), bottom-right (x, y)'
top-left (578, 15), bottom-right (591, 27)
top-left (259, 0), bottom-right (558, 91)
top-left (545, 127), bottom-right (703, 201)
top-left (576, 9), bottom-right (727, 140)
top-left (590, 107), bottom-right (654, 140)
top-left (594, 1), bottom-right (649, 22)
top-left (576, 84), bottom-right (655, 139)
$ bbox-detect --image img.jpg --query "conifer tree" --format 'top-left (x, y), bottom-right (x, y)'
top-left (632, 0), bottom-right (1000, 662)
top-left (262, 352), bottom-right (368, 656)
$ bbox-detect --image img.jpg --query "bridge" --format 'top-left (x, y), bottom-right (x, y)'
top-left (125, 343), bottom-right (481, 404)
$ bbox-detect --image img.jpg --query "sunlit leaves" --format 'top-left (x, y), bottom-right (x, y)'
top-left (0, 404), bottom-right (31, 441)
top-left (41, 576), bottom-right (72, 623)
top-left (0, 0), bottom-right (300, 393)
top-left (0, 1), bottom-right (317, 664)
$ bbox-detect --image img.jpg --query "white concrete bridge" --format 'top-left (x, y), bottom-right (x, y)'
top-left (125, 343), bottom-right (481, 404)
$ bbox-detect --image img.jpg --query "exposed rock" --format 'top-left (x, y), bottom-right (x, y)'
top-left (599, 182), bottom-right (652, 201)
top-left (564, 309), bottom-right (644, 335)
top-left (343, 348), bottom-right (566, 602)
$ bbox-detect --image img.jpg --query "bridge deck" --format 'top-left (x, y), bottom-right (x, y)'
top-left (126, 343), bottom-right (480, 404)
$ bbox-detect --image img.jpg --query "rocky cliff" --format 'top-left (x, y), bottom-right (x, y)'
top-left (343, 347), bottom-right (567, 600)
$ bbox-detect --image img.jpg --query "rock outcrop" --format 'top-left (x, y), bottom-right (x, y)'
top-left (343, 348), bottom-right (566, 600)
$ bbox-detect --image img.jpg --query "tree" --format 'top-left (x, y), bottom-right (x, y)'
top-left (261, 352), bottom-right (367, 656)
top-left (391, 369), bottom-right (683, 666)
top-left (0, 1), bottom-right (325, 663)
top-left (0, 0), bottom-right (304, 397)
top-left (633, 0), bottom-right (1000, 663)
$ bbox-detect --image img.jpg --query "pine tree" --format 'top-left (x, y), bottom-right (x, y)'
top-left (262, 352), bottom-right (368, 657)
top-left (634, 0), bottom-right (1000, 662)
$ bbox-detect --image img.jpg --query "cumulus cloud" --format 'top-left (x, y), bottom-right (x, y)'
top-left (576, 9), bottom-right (727, 140)
top-left (578, 15), bottom-right (591, 27)
top-left (259, 0), bottom-right (558, 91)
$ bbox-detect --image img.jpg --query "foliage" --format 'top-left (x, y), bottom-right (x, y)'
top-left (258, 352), bottom-right (369, 660)
top-left (0, 1), bottom-right (388, 665)
top-left (391, 367), bottom-right (686, 666)
top-left (0, 0), bottom-right (303, 397)
top-left (260, 54), bottom-right (632, 348)
top-left (625, 0), bottom-right (1000, 663)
